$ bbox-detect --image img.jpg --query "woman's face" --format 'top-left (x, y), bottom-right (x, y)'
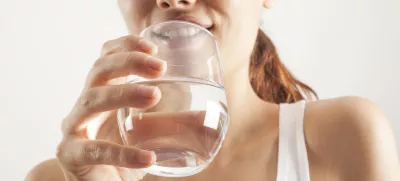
top-left (118, 0), bottom-right (268, 75)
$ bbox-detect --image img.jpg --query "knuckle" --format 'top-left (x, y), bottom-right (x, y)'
top-left (55, 142), bottom-right (65, 160)
top-left (78, 89), bottom-right (98, 112)
top-left (121, 36), bottom-right (137, 50)
top-left (136, 37), bottom-right (147, 48)
top-left (105, 145), bottom-right (120, 163)
top-left (118, 148), bottom-right (126, 165)
top-left (86, 68), bottom-right (98, 84)
top-left (123, 52), bottom-right (142, 70)
top-left (101, 36), bottom-right (140, 56)
top-left (81, 143), bottom-right (102, 163)
top-left (56, 139), bottom-right (73, 164)
top-left (101, 40), bottom-right (114, 52)
top-left (113, 84), bottom-right (160, 108)
top-left (122, 52), bottom-right (135, 68)
top-left (114, 85), bottom-right (129, 101)
top-left (119, 148), bottom-right (132, 165)
top-left (112, 85), bottom-right (138, 106)
top-left (92, 56), bottom-right (106, 68)
top-left (87, 66), bottom-right (108, 86)
top-left (61, 116), bottom-right (72, 134)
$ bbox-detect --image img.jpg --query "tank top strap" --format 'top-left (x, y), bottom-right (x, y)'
top-left (276, 100), bottom-right (310, 181)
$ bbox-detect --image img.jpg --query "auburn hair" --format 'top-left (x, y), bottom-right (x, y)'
top-left (250, 29), bottom-right (318, 103)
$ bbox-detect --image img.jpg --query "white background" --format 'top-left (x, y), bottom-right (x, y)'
top-left (1, 0), bottom-right (399, 180)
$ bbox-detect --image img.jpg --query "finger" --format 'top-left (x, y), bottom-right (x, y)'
top-left (101, 35), bottom-right (158, 56)
top-left (57, 138), bottom-right (156, 168)
top-left (63, 84), bottom-right (161, 134)
top-left (85, 52), bottom-right (167, 89)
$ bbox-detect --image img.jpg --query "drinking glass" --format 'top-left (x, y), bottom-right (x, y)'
top-left (117, 21), bottom-right (229, 177)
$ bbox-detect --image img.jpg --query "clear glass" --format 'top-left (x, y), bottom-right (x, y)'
top-left (117, 21), bottom-right (229, 177)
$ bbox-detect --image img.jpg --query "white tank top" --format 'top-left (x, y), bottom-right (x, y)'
top-left (276, 100), bottom-right (311, 181)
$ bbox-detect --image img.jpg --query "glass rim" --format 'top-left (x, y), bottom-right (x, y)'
top-left (138, 20), bottom-right (221, 67)
top-left (139, 20), bottom-right (215, 38)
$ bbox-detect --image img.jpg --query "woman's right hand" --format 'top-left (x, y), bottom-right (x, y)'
top-left (56, 35), bottom-right (166, 181)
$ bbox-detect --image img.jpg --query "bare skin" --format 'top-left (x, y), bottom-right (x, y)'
top-left (26, 0), bottom-right (400, 181)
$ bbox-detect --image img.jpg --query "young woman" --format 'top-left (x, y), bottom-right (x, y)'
top-left (26, 0), bottom-right (400, 180)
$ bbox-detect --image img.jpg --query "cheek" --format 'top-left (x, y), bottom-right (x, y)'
top-left (119, 0), bottom-right (154, 34)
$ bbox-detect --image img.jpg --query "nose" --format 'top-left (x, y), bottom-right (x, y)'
top-left (156, 0), bottom-right (196, 9)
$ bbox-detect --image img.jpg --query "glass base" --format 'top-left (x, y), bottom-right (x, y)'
top-left (142, 148), bottom-right (210, 177)
top-left (143, 164), bottom-right (209, 177)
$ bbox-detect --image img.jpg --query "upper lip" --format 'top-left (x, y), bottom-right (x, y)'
top-left (171, 15), bottom-right (213, 29)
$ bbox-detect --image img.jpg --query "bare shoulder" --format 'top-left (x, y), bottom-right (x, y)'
top-left (25, 159), bottom-right (65, 181)
top-left (304, 96), bottom-right (391, 134)
top-left (304, 96), bottom-right (400, 181)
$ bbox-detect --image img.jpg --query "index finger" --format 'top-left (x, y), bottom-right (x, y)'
top-left (101, 35), bottom-right (158, 56)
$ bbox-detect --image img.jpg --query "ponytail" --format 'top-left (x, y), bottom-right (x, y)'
top-left (250, 29), bottom-right (317, 103)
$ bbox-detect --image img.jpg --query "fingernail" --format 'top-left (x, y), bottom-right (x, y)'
top-left (138, 85), bottom-right (159, 99)
top-left (139, 39), bottom-right (158, 54)
top-left (137, 151), bottom-right (156, 164)
top-left (146, 56), bottom-right (166, 71)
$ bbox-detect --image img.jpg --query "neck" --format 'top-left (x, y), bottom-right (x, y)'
top-left (222, 63), bottom-right (279, 146)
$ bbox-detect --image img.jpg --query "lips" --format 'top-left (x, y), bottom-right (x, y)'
top-left (172, 15), bottom-right (213, 30)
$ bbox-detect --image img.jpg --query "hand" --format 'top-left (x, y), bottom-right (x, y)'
top-left (56, 35), bottom-right (166, 181)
